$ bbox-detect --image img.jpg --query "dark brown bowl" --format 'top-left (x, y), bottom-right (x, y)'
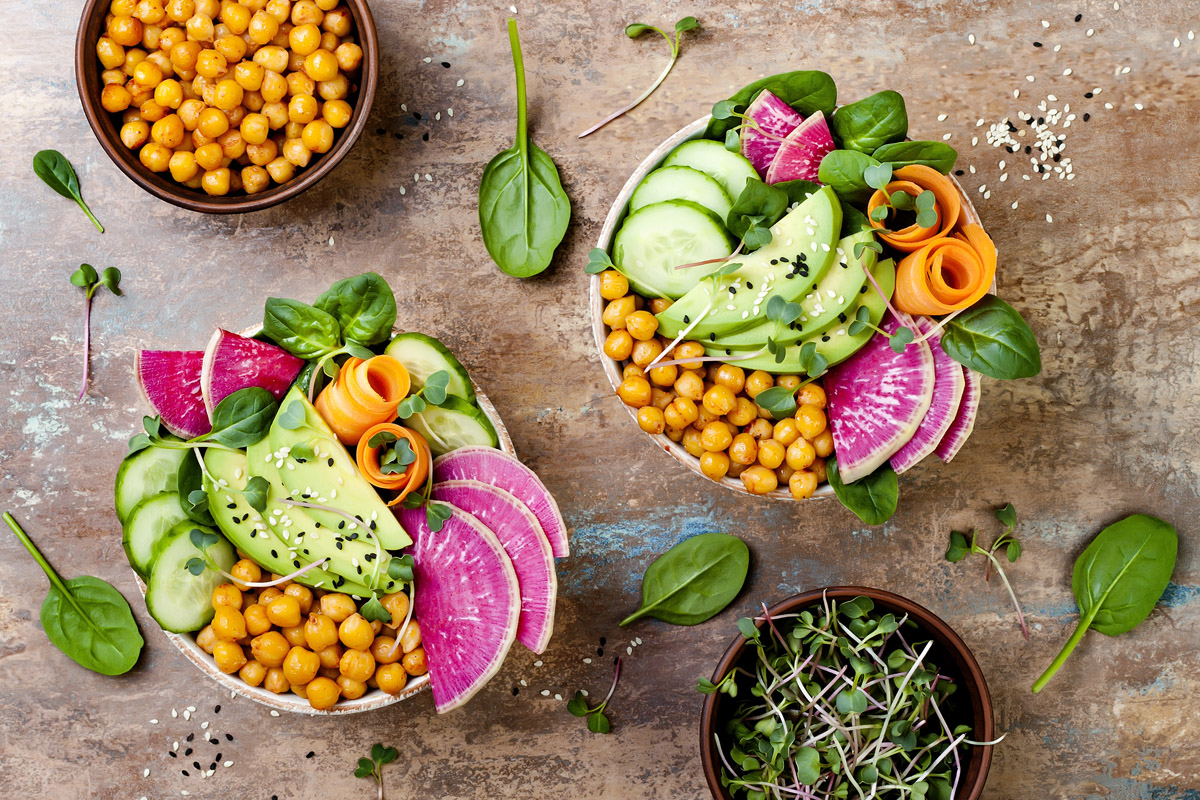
top-left (75, 0), bottom-right (378, 213)
top-left (699, 586), bottom-right (994, 800)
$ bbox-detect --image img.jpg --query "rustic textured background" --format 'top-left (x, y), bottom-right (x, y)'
top-left (1, 0), bottom-right (1197, 797)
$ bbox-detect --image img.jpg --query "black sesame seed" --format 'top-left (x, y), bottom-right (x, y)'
top-left (785, 273), bottom-right (795, 279)
top-left (193, 761), bottom-right (201, 770)
top-left (1083, 113), bottom-right (1091, 121)
top-left (187, 733), bottom-right (194, 742)
top-left (209, 762), bottom-right (217, 771)
top-left (1084, 91), bottom-right (1093, 98)
top-left (441, 61), bottom-right (451, 68)
top-left (599, 636), bottom-right (606, 645)
top-left (821, 335), bottom-right (830, 342)
top-left (271, 549), bottom-right (278, 558)
top-left (225, 734), bottom-right (233, 742)
top-left (182, 770), bottom-right (189, 776)
top-left (328, 458), bottom-right (334, 467)
top-left (1033, 41), bottom-right (1043, 47)
top-left (185, 748), bottom-right (193, 756)
top-left (394, 132), bottom-right (403, 140)
top-left (861, 286), bottom-right (869, 294)
top-left (770, 259), bottom-right (778, 265)
top-left (375, 127), bottom-right (386, 135)
top-left (597, 647), bottom-right (605, 656)
top-left (226, 503), bottom-right (237, 509)
top-left (1025, 145), bottom-right (1032, 154)
top-left (413, 112), bottom-right (422, 120)
top-left (214, 705), bottom-right (220, 714)
top-left (338, 521), bottom-right (345, 529)
top-left (512, 686), bottom-right (519, 695)
top-left (838, 313), bottom-right (847, 323)
top-left (725, 349), bottom-right (732, 356)
top-left (729, 287), bottom-right (737, 294)
top-left (209, 738), bottom-right (217, 745)
top-left (336, 540), bottom-right (344, 550)
top-left (683, 315), bottom-right (690, 324)
top-left (1037, 116), bottom-right (1045, 125)
top-left (168, 752), bottom-right (177, 758)
top-left (293, 560), bottom-right (301, 568)
top-left (955, 169), bottom-right (965, 177)
top-left (1074, 13), bottom-right (1082, 21)
top-left (422, 132), bottom-right (430, 142)
top-left (216, 753), bottom-right (222, 762)
top-left (306, 751), bottom-right (315, 759)
top-left (709, 333), bottom-right (716, 341)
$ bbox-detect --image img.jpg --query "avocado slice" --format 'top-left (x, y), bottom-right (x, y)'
top-left (707, 258), bottom-right (896, 373)
top-left (656, 185), bottom-right (842, 340)
top-left (709, 230), bottom-right (876, 350)
top-left (268, 387), bottom-right (411, 551)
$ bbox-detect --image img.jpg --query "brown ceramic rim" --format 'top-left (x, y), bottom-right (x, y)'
top-left (590, 116), bottom-right (984, 501)
top-left (134, 325), bottom-right (515, 714)
top-left (699, 586), bottom-right (994, 799)
top-left (75, 0), bottom-right (378, 213)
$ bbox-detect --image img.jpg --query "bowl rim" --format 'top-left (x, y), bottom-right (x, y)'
top-left (74, 0), bottom-right (379, 214)
top-left (134, 324), bottom-right (515, 715)
top-left (698, 586), bottom-right (995, 800)
top-left (588, 115), bottom-right (983, 502)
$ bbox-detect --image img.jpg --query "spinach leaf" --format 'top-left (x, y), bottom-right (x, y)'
top-left (941, 296), bottom-right (1041, 380)
top-left (199, 387), bottom-right (278, 448)
top-left (620, 532), bottom-right (749, 626)
top-left (871, 141), bottom-right (958, 174)
top-left (4, 512), bottom-right (143, 675)
top-left (1032, 514), bottom-right (1177, 692)
top-left (726, 178), bottom-right (789, 249)
top-left (264, 297), bottom-right (342, 359)
top-left (827, 457), bottom-right (899, 525)
top-left (840, 203), bottom-right (872, 236)
top-left (314, 272), bottom-right (397, 346)
top-left (479, 20), bottom-right (571, 278)
top-left (830, 91), bottom-right (908, 153)
top-left (705, 70), bottom-right (837, 139)
top-left (33, 150), bottom-right (104, 232)
top-left (817, 150), bottom-right (881, 204)
top-left (774, 179), bottom-right (821, 208)
top-left (177, 451), bottom-right (215, 525)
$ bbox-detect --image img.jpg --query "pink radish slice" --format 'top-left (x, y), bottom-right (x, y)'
top-left (433, 447), bottom-right (569, 558)
top-left (890, 317), bottom-right (966, 473)
top-left (432, 480), bottom-right (556, 654)
top-left (935, 366), bottom-right (981, 462)
top-left (764, 110), bottom-right (835, 185)
top-left (201, 329), bottom-right (304, 416)
top-left (739, 89), bottom-right (804, 176)
top-left (136, 349), bottom-right (210, 439)
top-left (397, 503), bottom-right (519, 713)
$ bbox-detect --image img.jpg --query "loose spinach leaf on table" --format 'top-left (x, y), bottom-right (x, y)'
top-left (941, 296), bottom-right (1041, 380)
top-left (817, 150), bottom-right (882, 205)
top-left (1032, 514), bottom-right (1178, 692)
top-left (827, 456), bottom-right (899, 525)
top-left (264, 297), bottom-right (342, 359)
top-left (3, 512), bottom-right (143, 675)
top-left (479, 19), bottom-right (571, 278)
top-left (314, 272), bottom-right (397, 346)
top-left (871, 140), bottom-right (958, 173)
top-left (33, 150), bottom-right (104, 232)
top-left (705, 70), bottom-right (837, 140)
top-left (830, 91), bottom-right (909, 154)
top-left (620, 532), bottom-right (750, 626)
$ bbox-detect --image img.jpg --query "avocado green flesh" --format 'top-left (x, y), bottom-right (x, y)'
top-left (656, 186), bottom-right (842, 340)
top-left (709, 259), bottom-right (896, 373)
top-left (710, 230), bottom-right (876, 350)
top-left (269, 388), bottom-right (411, 551)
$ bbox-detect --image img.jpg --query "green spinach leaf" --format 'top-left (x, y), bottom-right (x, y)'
top-left (705, 70), bottom-right (838, 139)
top-left (619, 532), bottom-right (749, 626)
top-left (264, 297), bottom-right (342, 359)
top-left (827, 457), bottom-right (899, 525)
top-left (4, 512), bottom-right (143, 675)
top-left (199, 387), bottom-right (278, 448)
top-left (177, 451), bottom-right (215, 525)
top-left (817, 150), bottom-right (881, 204)
top-left (871, 141), bottom-right (958, 173)
top-left (1032, 514), bottom-right (1177, 692)
top-left (479, 19), bottom-right (571, 278)
top-left (726, 178), bottom-right (790, 249)
top-left (830, 91), bottom-right (908, 153)
top-left (314, 272), bottom-right (397, 346)
top-left (33, 150), bottom-right (104, 232)
top-left (941, 296), bottom-right (1041, 380)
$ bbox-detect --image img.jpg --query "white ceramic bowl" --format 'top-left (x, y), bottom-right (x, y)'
top-left (590, 115), bottom-right (982, 501)
top-left (136, 330), bottom-right (515, 714)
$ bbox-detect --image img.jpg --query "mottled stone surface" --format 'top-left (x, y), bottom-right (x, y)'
top-left (1, 0), bottom-right (1197, 798)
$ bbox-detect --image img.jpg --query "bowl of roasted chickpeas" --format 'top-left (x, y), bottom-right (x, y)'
top-left (76, 0), bottom-right (377, 212)
top-left (590, 117), bottom-right (838, 502)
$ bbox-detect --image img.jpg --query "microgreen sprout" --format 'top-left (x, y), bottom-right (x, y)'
top-left (354, 743), bottom-right (398, 800)
top-left (863, 163), bottom-right (939, 230)
top-left (399, 467), bottom-right (454, 533)
top-left (568, 656), bottom-right (622, 733)
top-left (584, 248), bottom-right (615, 274)
top-left (945, 503), bottom-right (1028, 639)
top-left (578, 17), bottom-right (700, 138)
top-left (71, 264), bottom-right (122, 400)
top-left (396, 370), bottom-right (450, 419)
top-left (368, 430), bottom-right (417, 475)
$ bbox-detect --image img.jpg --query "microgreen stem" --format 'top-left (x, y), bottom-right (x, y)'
top-left (600, 656), bottom-right (622, 709)
top-left (674, 241), bottom-right (746, 271)
top-left (221, 558), bottom-right (330, 587)
top-left (910, 308), bottom-right (967, 345)
top-left (79, 291), bottom-right (93, 400)
top-left (579, 26), bottom-right (681, 138)
top-left (647, 349), bottom-right (766, 371)
top-left (862, 261), bottom-right (904, 322)
top-left (645, 300), bottom-right (715, 370)
top-left (78, 198), bottom-right (104, 233)
top-left (978, 548), bottom-right (1028, 639)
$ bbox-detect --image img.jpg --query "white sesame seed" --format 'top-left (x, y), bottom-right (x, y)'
top-left (583, 657), bottom-right (592, 664)
top-left (978, 185), bottom-right (986, 194)
top-left (1134, 103), bottom-right (1144, 110)
top-left (971, 136), bottom-right (979, 146)
top-left (520, 679), bottom-right (527, 686)
top-left (183, 710), bottom-right (191, 720)
top-left (1000, 173), bottom-right (1008, 182)
top-left (224, 761), bottom-right (233, 767)
top-left (173, 742), bottom-right (179, 751)
top-left (1190, 31), bottom-right (1196, 41)
top-left (435, 111), bottom-right (441, 121)
top-left (1053, 44), bottom-right (1062, 52)
top-left (967, 33), bottom-right (975, 44)
top-left (1013, 89), bottom-right (1020, 99)
top-left (1173, 37), bottom-right (1181, 47)
top-left (424, 173), bottom-right (433, 181)
top-left (937, 113), bottom-right (947, 121)
top-left (422, 57), bottom-right (431, 63)
top-left (447, 108), bottom-right (454, 117)
top-left (983, 190), bottom-right (991, 199)
top-left (1087, 28), bottom-right (1094, 36)
top-left (456, 78), bottom-right (465, 87)
top-left (627, 646), bottom-right (633, 655)
top-left (581, 689), bottom-right (589, 697)
top-left (554, 693), bottom-right (563, 701)
top-left (1121, 66), bottom-right (1131, 74)
top-left (399, 186), bottom-right (406, 195)
top-left (401, 103), bottom-right (407, 112)
top-left (969, 165), bottom-right (976, 174)
top-left (150, 719), bottom-right (158, 724)
top-left (540, 689), bottom-right (550, 697)
top-left (1026, 75), bottom-right (1035, 83)
top-left (1105, 102), bottom-right (1114, 109)
top-left (1048, 94), bottom-right (1058, 102)
top-left (1114, 1), bottom-right (1119, 9)
top-left (1041, 19), bottom-right (1049, 27)
top-left (635, 637), bottom-right (643, 645)
top-left (201, 721), bottom-right (209, 729)
top-left (143, 769), bottom-right (150, 778)
top-left (534, 660), bottom-right (543, 667)
top-left (1062, 68), bottom-right (1072, 76)
top-left (1046, 213), bottom-right (1054, 223)
top-left (943, 132), bottom-right (953, 140)
top-left (172, 709), bottom-right (177, 718)
top-left (1011, 200), bottom-right (1019, 209)
top-left (270, 710), bottom-right (280, 717)
top-left (510, 4), bottom-right (517, 11)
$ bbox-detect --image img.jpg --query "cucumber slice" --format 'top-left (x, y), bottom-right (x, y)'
top-left (612, 200), bottom-right (734, 300)
top-left (663, 139), bottom-right (760, 203)
top-left (630, 166), bottom-right (734, 221)
top-left (408, 396), bottom-right (500, 456)
top-left (114, 444), bottom-right (188, 524)
top-left (146, 522), bottom-right (235, 634)
top-left (123, 492), bottom-right (189, 578)
top-left (384, 332), bottom-right (476, 403)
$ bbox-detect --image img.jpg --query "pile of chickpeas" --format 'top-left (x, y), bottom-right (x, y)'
top-left (94, 0), bottom-right (362, 196)
top-left (196, 556), bottom-right (425, 711)
top-left (599, 270), bottom-right (835, 500)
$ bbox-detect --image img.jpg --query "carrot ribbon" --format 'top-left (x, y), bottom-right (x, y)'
top-left (314, 355), bottom-right (411, 445)
top-left (356, 422), bottom-right (430, 504)
top-left (892, 224), bottom-right (997, 315)
top-left (867, 164), bottom-right (961, 253)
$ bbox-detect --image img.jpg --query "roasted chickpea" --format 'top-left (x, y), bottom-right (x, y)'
top-left (680, 426), bottom-right (704, 457)
top-left (693, 403), bottom-right (719, 430)
top-left (673, 370), bottom-right (704, 402)
top-left (214, 33), bottom-right (247, 61)
top-left (624, 310), bottom-right (659, 341)
top-left (741, 465), bottom-right (779, 495)
top-left (280, 623), bottom-right (306, 648)
top-left (331, 674), bottom-right (364, 700)
top-left (102, 67), bottom-right (127, 86)
top-left (193, 141), bottom-right (223, 170)
top-left (290, 0), bottom-right (323, 24)
top-left (219, 0), bottom-right (251, 32)
top-left (744, 370), bottom-right (775, 399)
top-left (339, 648), bottom-right (375, 682)
top-left (261, 98), bottom-right (288, 126)
top-left (139, 141), bottom-right (172, 170)
top-left (747, 417), bottom-right (774, 440)
top-left (321, 5), bottom-right (352, 35)
top-left (132, 58), bottom-right (164, 87)
top-left (322, 97), bottom-right (351, 127)
top-left (726, 396), bottom-right (758, 427)
top-left (138, 97), bottom-right (166, 121)
top-left (153, 77), bottom-right (183, 107)
top-left (264, 0), bottom-right (290, 21)
top-left (287, 93), bottom-right (317, 123)
top-left (811, 457), bottom-right (827, 484)
top-left (622, 363), bottom-right (646, 381)
top-left (757, 439), bottom-right (786, 469)
top-left (97, 36), bottom-right (127, 69)
top-left (630, 339), bottom-right (663, 368)
top-left (265, 155), bottom-right (295, 182)
top-left (375, 662), bottom-right (408, 695)
top-left (264, 593), bottom-right (301, 627)
top-left (258, 586), bottom-right (283, 605)
top-left (700, 421), bottom-right (733, 453)
top-left (165, 0), bottom-right (194, 22)
top-left (301, 119), bottom-right (333, 153)
top-left (812, 429), bottom-right (834, 458)
top-left (282, 645), bottom-right (320, 685)
top-left (789, 470), bottom-right (819, 499)
top-left (278, 583), bottom-right (311, 615)
top-left (376, 592), bottom-right (407, 624)
top-left (157, 26), bottom-right (185, 51)
top-left (369, 636), bottom-right (402, 665)
top-left (395, 619), bottom-right (419, 653)
top-left (401, 647), bottom-right (427, 676)
top-left (239, 659), bottom-right (267, 687)
top-left (196, 624), bottom-right (218, 653)
top-left (263, 666), bottom-right (290, 693)
top-left (314, 642), bottom-right (342, 670)
top-left (113, 0), bottom-right (138, 14)
top-left (280, 136), bottom-right (310, 167)
top-left (197, 106), bottom-right (230, 136)
top-left (287, 22), bottom-right (321, 54)
top-left (247, 9), bottom-right (279, 43)
top-left (602, 329), bottom-right (633, 361)
top-left (213, 640), bottom-right (248, 673)
top-left (253, 43), bottom-right (289, 72)
top-left (699, 450), bottom-right (730, 481)
top-left (237, 112), bottom-right (270, 145)
top-left (648, 363), bottom-right (677, 388)
top-left (795, 404), bottom-right (827, 440)
top-left (242, 602), bottom-right (272, 636)
top-left (702, 384), bottom-right (737, 416)
top-left (211, 582), bottom-right (243, 609)
top-left (283, 119), bottom-right (304, 138)
top-left (636, 406), bottom-right (666, 435)
top-left (151, 113), bottom-right (185, 147)
top-left (246, 138), bottom-right (278, 165)
top-left (336, 613), bottom-right (373, 650)
top-left (236, 164), bottom-right (267, 193)
top-left (185, 12), bottom-right (215, 41)
top-left (299, 612), bottom-right (336, 651)
top-left (122, 46), bottom-right (147, 76)
top-left (729, 433), bottom-right (758, 466)
top-left (712, 363), bottom-right (746, 394)
top-left (798, 383), bottom-right (827, 409)
top-left (664, 396), bottom-right (699, 429)
top-left (286, 69), bottom-right (315, 96)
top-left (599, 270), bottom-right (628, 301)
top-left (602, 295), bottom-right (637, 329)
top-left (773, 418), bottom-right (801, 447)
top-left (785, 437), bottom-right (816, 471)
top-left (672, 341), bottom-right (705, 370)
top-left (776, 374), bottom-right (802, 391)
top-left (108, 14), bottom-right (145, 46)
top-left (333, 40), bottom-right (361, 71)
top-left (101, 83), bottom-right (133, 112)
top-left (616, 375), bottom-right (652, 408)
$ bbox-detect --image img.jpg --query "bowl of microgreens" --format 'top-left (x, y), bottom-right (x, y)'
top-left (698, 587), bottom-right (995, 800)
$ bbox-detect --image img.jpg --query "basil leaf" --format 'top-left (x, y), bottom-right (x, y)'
top-left (479, 20), bottom-right (571, 278)
top-left (830, 91), bottom-right (909, 153)
top-left (871, 141), bottom-right (958, 173)
top-left (619, 533), bottom-right (749, 626)
top-left (33, 150), bottom-right (104, 232)
top-left (705, 70), bottom-right (837, 139)
top-left (313, 272), bottom-right (397, 346)
top-left (827, 456), bottom-right (899, 526)
top-left (941, 296), bottom-right (1041, 380)
top-left (176, 452), bottom-right (215, 525)
top-left (817, 150), bottom-right (882, 204)
top-left (263, 297), bottom-right (342, 359)
top-left (203, 387), bottom-right (279, 448)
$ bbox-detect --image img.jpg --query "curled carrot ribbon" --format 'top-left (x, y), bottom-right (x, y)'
top-left (314, 355), bottom-right (411, 445)
top-left (893, 224), bottom-right (997, 315)
top-left (867, 164), bottom-right (961, 253)
top-left (356, 422), bottom-right (430, 504)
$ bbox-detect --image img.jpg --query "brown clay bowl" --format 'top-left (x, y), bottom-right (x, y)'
top-left (699, 586), bottom-right (994, 798)
top-left (75, 0), bottom-right (378, 213)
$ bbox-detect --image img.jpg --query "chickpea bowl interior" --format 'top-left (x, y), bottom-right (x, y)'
top-left (76, 0), bottom-right (378, 213)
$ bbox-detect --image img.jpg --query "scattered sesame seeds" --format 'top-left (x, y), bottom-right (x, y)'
top-left (1062, 68), bottom-right (1072, 76)
top-left (1173, 37), bottom-right (1181, 47)
top-left (943, 132), bottom-right (954, 140)
top-left (534, 660), bottom-right (543, 667)
top-left (554, 693), bottom-right (563, 702)
top-left (456, 78), bottom-right (465, 87)
top-left (967, 33), bottom-right (976, 44)
top-left (143, 769), bottom-right (150, 778)
top-left (269, 710), bottom-right (280, 717)
top-left (1041, 20), bottom-right (1049, 28)
top-left (540, 689), bottom-right (550, 697)
top-left (150, 719), bottom-right (158, 724)
top-left (1134, 103), bottom-right (1144, 110)
top-left (1087, 28), bottom-right (1094, 36)
top-left (937, 113), bottom-right (947, 121)
top-left (1046, 213), bottom-right (1054, 223)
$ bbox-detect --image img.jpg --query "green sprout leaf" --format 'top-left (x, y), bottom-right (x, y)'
top-left (586, 711), bottom-right (612, 734)
top-left (862, 162), bottom-right (893, 191)
top-left (387, 554), bottom-right (415, 583)
top-left (567, 691), bottom-right (590, 716)
top-left (889, 325), bottom-right (915, 353)
top-left (585, 247), bottom-right (615, 274)
top-left (360, 594), bottom-right (392, 624)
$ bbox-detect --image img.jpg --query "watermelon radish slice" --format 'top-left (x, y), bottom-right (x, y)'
top-left (397, 503), bottom-right (519, 713)
top-left (136, 349), bottom-right (210, 439)
top-left (935, 365), bottom-right (981, 462)
top-left (201, 329), bottom-right (304, 416)
top-left (433, 447), bottom-right (569, 558)
top-left (740, 89), bottom-right (804, 176)
top-left (432, 480), bottom-right (556, 654)
top-left (764, 110), bottom-right (835, 185)
top-left (824, 312), bottom-right (935, 484)
top-left (890, 317), bottom-right (966, 474)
